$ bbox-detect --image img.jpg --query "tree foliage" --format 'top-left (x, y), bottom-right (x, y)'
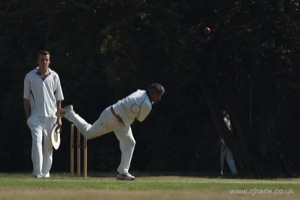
top-left (0, 0), bottom-right (299, 177)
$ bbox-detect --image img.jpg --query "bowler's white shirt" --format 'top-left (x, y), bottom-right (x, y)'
top-left (112, 89), bottom-right (152, 126)
top-left (23, 67), bottom-right (64, 118)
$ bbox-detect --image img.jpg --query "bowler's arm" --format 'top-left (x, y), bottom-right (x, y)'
top-left (136, 106), bottom-right (151, 122)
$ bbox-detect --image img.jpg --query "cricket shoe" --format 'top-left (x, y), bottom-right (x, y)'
top-left (32, 174), bottom-right (43, 178)
top-left (116, 172), bottom-right (135, 180)
top-left (56, 105), bottom-right (73, 118)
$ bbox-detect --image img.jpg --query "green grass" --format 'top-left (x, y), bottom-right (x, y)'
top-left (0, 173), bottom-right (299, 191)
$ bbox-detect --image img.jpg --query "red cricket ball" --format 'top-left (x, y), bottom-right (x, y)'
top-left (204, 27), bottom-right (211, 34)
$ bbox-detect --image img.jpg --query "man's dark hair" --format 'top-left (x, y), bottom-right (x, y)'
top-left (147, 83), bottom-right (165, 94)
top-left (37, 50), bottom-right (50, 58)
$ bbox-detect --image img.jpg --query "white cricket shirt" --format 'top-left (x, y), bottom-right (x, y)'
top-left (23, 67), bottom-right (64, 117)
top-left (112, 89), bottom-right (152, 126)
top-left (223, 117), bottom-right (232, 131)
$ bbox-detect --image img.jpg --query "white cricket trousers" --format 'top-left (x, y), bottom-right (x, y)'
top-left (27, 116), bottom-right (56, 177)
top-left (65, 107), bottom-right (136, 174)
top-left (220, 144), bottom-right (238, 175)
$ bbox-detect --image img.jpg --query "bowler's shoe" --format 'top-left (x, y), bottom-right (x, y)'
top-left (116, 172), bottom-right (135, 180)
top-left (56, 105), bottom-right (73, 118)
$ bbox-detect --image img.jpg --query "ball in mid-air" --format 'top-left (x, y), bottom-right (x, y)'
top-left (204, 27), bottom-right (211, 34)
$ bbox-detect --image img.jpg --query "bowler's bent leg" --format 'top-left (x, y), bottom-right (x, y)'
top-left (64, 111), bottom-right (92, 137)
top-left (65, 107), bottom-right (120, 139)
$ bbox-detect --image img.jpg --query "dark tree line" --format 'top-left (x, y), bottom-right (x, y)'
top-left (0, 0), bottom-right (299, 177)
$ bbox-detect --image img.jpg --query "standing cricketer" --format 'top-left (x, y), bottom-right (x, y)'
top-left (23, 50), bottom-right (64, 178)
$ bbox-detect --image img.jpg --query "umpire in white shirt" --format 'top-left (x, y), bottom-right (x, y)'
top-left (56, 83), bottom-right (165, 180)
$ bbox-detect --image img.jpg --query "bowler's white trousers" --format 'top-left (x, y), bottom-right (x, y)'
top-left (65, 107), bottom-right (136, 174)
top-left (27, 116), bottom-right (56, 177)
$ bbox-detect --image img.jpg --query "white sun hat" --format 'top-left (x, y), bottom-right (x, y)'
top-left (51, 124), bottom-right (61, 150)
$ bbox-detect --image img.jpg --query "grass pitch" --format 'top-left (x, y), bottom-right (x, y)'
top-left (0, 173), bottom-right (299, 200)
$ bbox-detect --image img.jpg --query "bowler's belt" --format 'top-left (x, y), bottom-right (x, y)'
top-left (110, 106), bottom-right (124, 124)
